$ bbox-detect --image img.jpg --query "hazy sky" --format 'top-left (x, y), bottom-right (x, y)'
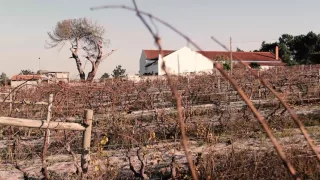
top-left (1, 0), bottom-right (320, 79)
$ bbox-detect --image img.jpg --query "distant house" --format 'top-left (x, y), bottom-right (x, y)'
top-left (11, 71), bottom-right (70, 88)
top-left (10, 74), bottom-right (43, 88)
top-left (139, 46), bottom-right (284, 76)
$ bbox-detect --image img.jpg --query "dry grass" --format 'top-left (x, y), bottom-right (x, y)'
top-left (197, 148), bottom-right (320, 180)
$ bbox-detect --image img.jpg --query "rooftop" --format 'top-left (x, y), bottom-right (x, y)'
top-left (11, 74), bottom-right (43, 81)
top-left (143, 49), bottom-right (281, 62)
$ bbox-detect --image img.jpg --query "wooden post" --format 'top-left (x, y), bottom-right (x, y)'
top-left (46, 94), bottom-right (53, 122)
top-left (9, 89), bottom-right (12, 115)
top-left (8, 88), bottom-right (14, 163)
top-left (81, 109), bottom-right (93, 174)
top-left (42, 93), bottom-right (53, 180)
top-left (217, 77), bottom-right (221, 93)
top-left (318, 69), bottom-right (320, 83)
top-left (45, 94), bottom-right (53, 143)
top-left (258, 72), bottom-right (261, 101)
top-left (298, 92), bottom-right (302, 100)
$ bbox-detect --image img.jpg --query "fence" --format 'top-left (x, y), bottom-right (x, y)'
top-left (0, 93), bottom-right (94, 177)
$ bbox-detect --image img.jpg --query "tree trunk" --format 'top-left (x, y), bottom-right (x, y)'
top-left (86, 41), bottom-right (104, 82)
top-left (86, 56), bottom-right (102, 82)
top-left (72, 52), bottom-right (86, 81)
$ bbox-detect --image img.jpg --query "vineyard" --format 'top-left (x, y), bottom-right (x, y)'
top-left (0, 65), bottom-right (319, 179)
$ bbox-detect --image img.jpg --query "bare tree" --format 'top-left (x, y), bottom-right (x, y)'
top-left (46, 18), bottom-right (115, 81)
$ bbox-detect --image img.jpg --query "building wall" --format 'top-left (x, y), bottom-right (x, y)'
top-left (158, 47), bottom-right (214, 75)
top-left (46, 72), bottom-right (70, 83)
top-left (260, 66), bottom-right (272, 70)
top-left (11, 80), bottom-right (39, 88)
top-left (55, 72), bottom-right (69, 79)
top-left (139, 51), bottom-right (147, 75)
top-left (126, 75), bottom-right (167, 83)
top-left (145, 60), bottom-right (158, 75)
top-left (55, 72), bottom-right (70, 82)
top-left (232, 61), bottom-right (281, 70)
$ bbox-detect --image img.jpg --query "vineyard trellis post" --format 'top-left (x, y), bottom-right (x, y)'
top-left (318, 69), bottom-right (320, 83)
top-left (258, 71), bottom-right (261, 101)
top-left (81, 109), bottom-right (93, 174)
top-left (9, 89), bottom-right (12, 114)
top-left (258, 87), bottom-right (262, 100)
top-left (225, 91), bottom-right (228, 101)
top-left (298, 92), bottom-right (302, 101)
top-left (42, 93), bottom-right (54, 179)
top-left (217, 76), bottom-right (221, 93)
top-left (45, 94), bottom-right (53, 144)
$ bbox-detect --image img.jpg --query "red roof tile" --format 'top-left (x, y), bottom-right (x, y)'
top-left (143, 50), bottom-right (175, 60)
top-left (11, 74), bottom-right (42, 81)
top-left (143, 49), bottom-right (281, 62)
top-left (198, 51), bottom-right (280, 61)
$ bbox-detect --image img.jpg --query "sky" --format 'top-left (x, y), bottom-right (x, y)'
top-left (1, 0), bottom-right (320, 79)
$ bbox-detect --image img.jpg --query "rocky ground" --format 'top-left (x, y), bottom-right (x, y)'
top-left (0, 125), bottom-right (319, 180)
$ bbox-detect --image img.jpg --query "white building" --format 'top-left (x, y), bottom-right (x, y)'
top-left (42, 71), bottom-right (70, 83)
top-left (139, 46), bottom-right (284, 75)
